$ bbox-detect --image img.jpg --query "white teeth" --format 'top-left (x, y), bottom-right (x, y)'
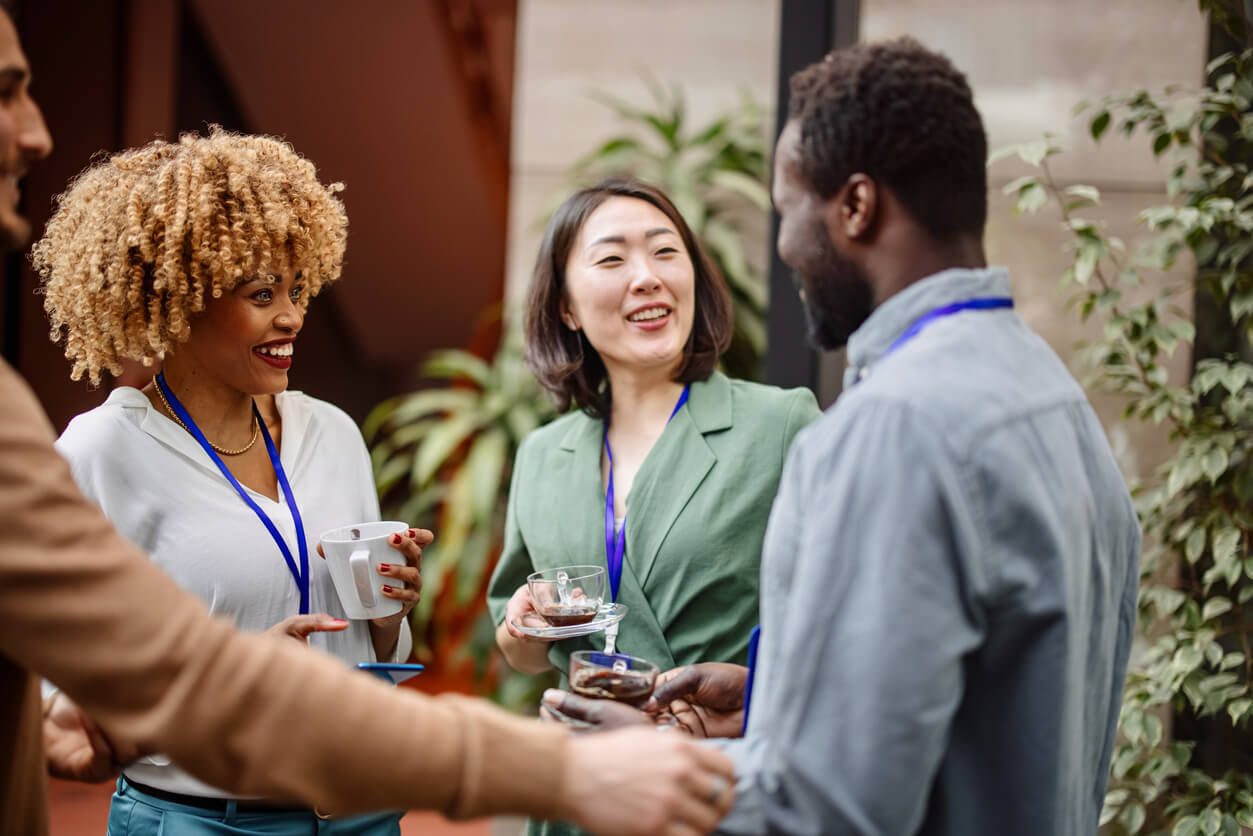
top-left (628, 307), bottom-right (670, 323)
top-left (257, 343), bottom-right (293, 357)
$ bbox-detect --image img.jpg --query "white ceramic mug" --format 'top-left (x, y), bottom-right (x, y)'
top-left (319, 521), bottom-right (408, 620)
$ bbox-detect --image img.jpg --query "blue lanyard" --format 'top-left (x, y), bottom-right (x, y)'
top-left (155, 373), bottom-right (310, 614)
top-left (741, 624), bottom-right (760, 736)
top-left (883, 296), bottom-right (1014, 359)
top-left (603, 384), bottom-right (690, 602)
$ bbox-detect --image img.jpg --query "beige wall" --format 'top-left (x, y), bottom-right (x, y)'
top-left (507, 0), bottom-right (1208, 480)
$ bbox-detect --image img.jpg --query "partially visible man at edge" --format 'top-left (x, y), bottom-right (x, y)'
top-left (551, 37), bottom-right (1141, 835)
top-left (0, 9), bottom-right (735, 835)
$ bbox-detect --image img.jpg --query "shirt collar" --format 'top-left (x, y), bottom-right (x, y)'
top-left (109, 385), bottom-right (307, 472)
top-left (845, 266), bottom-right (1013, 386)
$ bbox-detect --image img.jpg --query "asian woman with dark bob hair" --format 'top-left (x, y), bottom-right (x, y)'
top-left (487, 178), bottom-right (820, 772)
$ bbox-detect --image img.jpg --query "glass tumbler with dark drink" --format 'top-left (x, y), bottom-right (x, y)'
top-left (568, 650), bottom-right (660, 708)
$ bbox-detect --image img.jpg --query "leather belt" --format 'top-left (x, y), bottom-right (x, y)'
top-left (124, 778), bottom-right (318, 816)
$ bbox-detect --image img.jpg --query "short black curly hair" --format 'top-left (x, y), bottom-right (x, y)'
top-left (787, 36), bottom-right (988, 241)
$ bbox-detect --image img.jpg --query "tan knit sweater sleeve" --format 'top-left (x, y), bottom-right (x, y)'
top-left (0, 359), bottom-right (567, 820)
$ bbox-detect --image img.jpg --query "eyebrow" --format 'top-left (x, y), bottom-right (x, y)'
top-left (0, 67), bottom-right (29, 86)
top-left (586, 227), bottom-right (677, 248)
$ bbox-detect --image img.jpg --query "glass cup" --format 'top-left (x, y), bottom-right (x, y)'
top-left (568, 650), bottom-right (659, 708)
top-left (527, 565), bottom-right (606, 627)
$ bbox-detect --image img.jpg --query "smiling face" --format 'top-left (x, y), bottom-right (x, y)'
top-left (560, 196), bottom-right (696, 380)
top-left (173, 251), bottom-right (307, 396)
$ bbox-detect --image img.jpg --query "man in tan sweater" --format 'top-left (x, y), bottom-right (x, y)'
top-left (0, 10), bottom-right (733, 835)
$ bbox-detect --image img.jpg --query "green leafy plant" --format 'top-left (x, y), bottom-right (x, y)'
top-left (364, 329), bottom-right (554, 689)
top-left (993, 24), bottom-right (1251, 834)
top-left (570, 82), bottom-right (772, 380)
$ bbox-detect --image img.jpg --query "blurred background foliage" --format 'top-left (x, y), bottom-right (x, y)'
top-left (998, 2), bottom-right (1251, 829)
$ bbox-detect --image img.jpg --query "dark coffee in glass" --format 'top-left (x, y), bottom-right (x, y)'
top-left (568, 651), bottom-right (659, 709)
top-left (538, 603), bottom-right (599, 627)
top-left (571, 668), bottom-right (654, 707)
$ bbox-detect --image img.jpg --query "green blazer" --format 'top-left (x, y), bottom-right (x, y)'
top-left (487, 372), bottom-right (821, 678)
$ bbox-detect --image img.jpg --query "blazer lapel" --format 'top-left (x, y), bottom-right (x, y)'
top-left (624, 373), bottom-right (733, 591)
top-left (556, 413), bottom-right (607, 570)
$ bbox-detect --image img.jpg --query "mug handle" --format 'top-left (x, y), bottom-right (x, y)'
top-left (350, 549), bottom-right (377, 608)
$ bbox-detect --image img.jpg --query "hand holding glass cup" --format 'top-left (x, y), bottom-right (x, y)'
top-left (516, 565), bottom-right (606, 631)
top-left (542, 650), bottom-right (679, 730)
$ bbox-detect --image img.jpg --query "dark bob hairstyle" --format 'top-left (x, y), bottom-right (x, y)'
top-left (523, 177), bottom-right (733, 418)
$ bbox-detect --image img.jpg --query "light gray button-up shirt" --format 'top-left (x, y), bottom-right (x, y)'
top-left (717, 267), bottom-right (1140, 835)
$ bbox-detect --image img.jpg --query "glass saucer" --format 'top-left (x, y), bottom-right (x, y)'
top-left (511, 603), bottom-right (628, 640)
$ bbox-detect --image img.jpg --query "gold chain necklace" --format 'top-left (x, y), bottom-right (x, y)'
top-left (153, 380), bottom-right (260, 456)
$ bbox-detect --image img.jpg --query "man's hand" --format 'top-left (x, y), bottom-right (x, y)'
top-left (649, 663), bottom-right (749, 740)
top-left (559, 727), bottom-right (735, 835)
top-left (43, 692), bottom-right (124, 782)
top-left (541, 688), bottom-right (656, 731)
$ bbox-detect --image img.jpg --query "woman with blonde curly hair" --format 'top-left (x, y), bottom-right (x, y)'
top-left (33, 128), bottom-right (425, 835)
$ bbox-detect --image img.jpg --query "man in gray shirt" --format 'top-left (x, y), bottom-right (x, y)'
top-left (549, 36), bottom-right (1140, 835)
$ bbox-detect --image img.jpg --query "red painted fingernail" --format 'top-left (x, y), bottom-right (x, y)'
top-left (382, 585), bottom-right (396, 593)
top-left (391, 534), bottom-right (402, 545)
top-left (378, 563), bottom-right (391, 572)
top-left (408, 528), bottom-right (418, 538)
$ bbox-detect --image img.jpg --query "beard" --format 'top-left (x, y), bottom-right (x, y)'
top-left (793, 230), bottom-right (874, 351)
top-left (0, 206), bottom-right (31, 254)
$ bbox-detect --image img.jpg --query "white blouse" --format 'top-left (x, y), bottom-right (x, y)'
top-left (56, 386), bottom-right (411, 797)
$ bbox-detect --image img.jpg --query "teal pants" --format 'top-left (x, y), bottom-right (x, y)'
top-left (107, 777), bottom-right (402, 835)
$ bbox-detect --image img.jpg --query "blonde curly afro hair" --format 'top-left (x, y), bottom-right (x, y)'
top-left (32, 127), bottom-right (347, 384)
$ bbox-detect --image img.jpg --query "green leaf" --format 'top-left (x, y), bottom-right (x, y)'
top-left (362, 399), bottom-right (398, 442)
top-left (1091, 111), bottom-right (1112, 141)
top-left (1075, 240), bottom-right (1102, 284)
top-left (375, 454), bottom-right (413, 496)
top-left (1202, 447), bottom-right (1230, 483)
top-left (1202, 597), bottom-right (1232, 621)
top-left (1016, 181), bottom-right (1048, 214)
top-left (708, 169), bottom-right (771, 210)
top-left (1001, 175), bottom-right (1040, 195)
top-left (1177, 644), bottom-right (1204, 670)
top-left (587, 136), bottom-right (643, 159)
top-left (1227, 698), bottom-right (1252, 724)
top-left (1182, 519), bottom-right (1206, 563)
top-left (1124, 802), bottom-right (1147, 833)
top-left (1201, 808), bottom-right (1222, 836)
top-left (455, 528), bottom-right (494, 605)
top-left (1153, 132), bottom-right (1172, 155)
top-left (1144, 712), bottom-right (1164, 746)
top-left (386, 389), bottom-right (479, 426)
top-left (1176, 814), bottom-right (1200, 836)
top-left (411, 413), bottom-right (483, 489)
top-left (1212, 527), bottom-right (1240, 567)
top-left (1065, 184), bottom-right (1102, 206)
top-left (1017, 139), bottom-right (1054, 166)
top-left (464, 428), bottom-right (508, 524)
top-left (422, 350), bottom-right (491, 386)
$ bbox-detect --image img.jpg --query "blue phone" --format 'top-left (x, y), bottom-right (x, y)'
top-left (355, 662), bottom-right (425, 685)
